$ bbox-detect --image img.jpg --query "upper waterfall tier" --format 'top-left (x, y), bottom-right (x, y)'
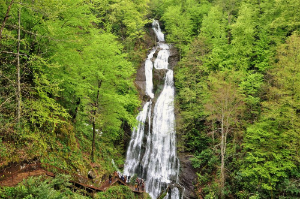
top-left (152, 20), bottom-right (164, 42)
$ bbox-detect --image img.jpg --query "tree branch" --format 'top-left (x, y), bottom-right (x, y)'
top-left (0, 0), bottom-right (14, 41)
top-left (6, 25), bottom-right (66, 42)
top-left (1, 51), bottom-right (28, 57)
top-left (0, 95), bottom-right (14, 108)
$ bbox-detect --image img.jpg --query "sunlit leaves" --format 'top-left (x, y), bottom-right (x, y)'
top-left (240, 34), bottom-right (300, 196)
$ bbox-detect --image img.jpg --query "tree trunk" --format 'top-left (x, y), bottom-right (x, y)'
top-left (212, 120), bottom-right (215, 145)
top-left (16, 4), bottom-right (21, 126)
top-left (73, 98), bottom-right (81, 122)
top-left (227, 12), bottom-right (232, 44)
top-left (220, 113), bottom-right (225, 199)
top-left (91, 80), bottom-right (102, 162)
top-left (0, 0), bottom-right (14, 41)
top-left (91, 116), bottom-right (96, 162)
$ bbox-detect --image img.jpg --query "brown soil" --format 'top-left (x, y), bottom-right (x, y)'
top-left (0, 162), bottom-right (144, 195)
top-left (0, 169), bottom-right (48, 187)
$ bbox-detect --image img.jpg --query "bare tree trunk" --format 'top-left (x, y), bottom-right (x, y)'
top-left (220, 113), bottom-right (225, 199)
top-left (0, 0), bottom-right (14, 41)
top-left (92, 115), bottom-right (96, 162)
top-left (212, 120), bottom-right (215, 145)
top-left (16, 4), bottom-right (21, 126)
top-left (91, 80), bottom-right (102, 162)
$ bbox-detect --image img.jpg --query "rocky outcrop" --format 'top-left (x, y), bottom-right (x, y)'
top-left (135, 61), bottom-right (147, 101)
top-left (153, 68), bottom-right (168, 100)
top-left (168, 46), bottom-right (179, 70)
top-left (179, 154), bottom-right (198, 199)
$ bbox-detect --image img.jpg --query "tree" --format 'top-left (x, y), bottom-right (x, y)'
top-left (204, 71), bottom-right (245, 198)
top-left (240, 33), bottom-right (300, 198)
top-left (230, 3), bottom-right (257, 71)
top-left (162, 4), bottom-right (193, 55)
top-left (175, 36), bottom-right (210, 152)
top-left (0, 0), bottom-right (140, 166)
top-left (76, 31), bottom-right (139, 161)
top-left (16, 1), bottom-right (21, 126)
top-left (0, 0), bottom-right (14, 41)
top-left (200, 5), bottom-right (229, 71)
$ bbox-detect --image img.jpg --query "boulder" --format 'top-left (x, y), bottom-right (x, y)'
top-left (88, 170), bottom-right (96, 179)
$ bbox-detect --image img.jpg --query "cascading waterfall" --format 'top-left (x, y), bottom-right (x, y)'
top-left (154, 43), bottom-right (170, 69)
top-left (152, 20), bottom-right (164, 42)
top-left (125, 101), bottom-right (151, 175)
top-left (124, 20), bottom-right (181, 199)
top-left (145, 48), bottom-right (156, 98)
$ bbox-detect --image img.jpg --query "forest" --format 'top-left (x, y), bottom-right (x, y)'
top-left (0, 0), bottom-right (300, 198)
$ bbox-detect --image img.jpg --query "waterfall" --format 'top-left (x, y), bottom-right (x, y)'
top-left (124, 20), bottom-right (180, 199)
top-left (152, 20), bottom-right (164, 42)
top-left (154, 43), bottom-right (170, 69)
top-left (145, 48), bottom-right (156, 98)
top-left (124, 101), bottom-right (151, 175)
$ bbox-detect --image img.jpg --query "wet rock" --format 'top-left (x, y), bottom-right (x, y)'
top-left (135, 60), bottom-right (147, 100)
top-left (153, 49), bottom-right (159, 59)
top-left (135, 80), bottom-right (146, 99)
top-left (153, 69), bottom-right (168, 91)
top-left (179, 154), bottom-right (198, 199)
top-left (168, 47), bottom-right (179, 70)
top-left (136, 62), bottom-right (146, 82)
top-left (88, 170), bottom-right (96, 179)
top-left (145, 24), bottom-right (157, 47)
top-left (143, 95), bottom-right (151, 102)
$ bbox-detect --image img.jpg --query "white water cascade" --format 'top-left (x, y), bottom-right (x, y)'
top-left (124, 20), bottom-right (181, 199)
top-left (145, 48), bottom-right (156, 98)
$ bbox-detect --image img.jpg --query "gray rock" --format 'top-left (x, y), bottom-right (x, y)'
top-left (88, 170), bottom-right (96, 179)
top-left (179, 154), bottom-right (198, 199)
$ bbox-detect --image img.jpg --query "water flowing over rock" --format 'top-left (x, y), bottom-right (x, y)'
top-left (124, 102), bottom-right (151, 174)
top-left (152, 20), bottom-right (164, 42)
top-left (145, 48), bottom-right (156, 98)
top-left (154, 43), bottom-right (170, 70)
top-left (124, 20), bottom-right (182, 199)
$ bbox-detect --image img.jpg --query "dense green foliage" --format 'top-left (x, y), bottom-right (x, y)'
top-left (1, 0), bottom-right (300, 198)
top-left (0, 174), bottom-right (151, 199)
top-left (0, 0), bottom-right (149, 182)
top-left (96, 185), bottom-right (151, 199)
top-left (0, 174), bottom-right (86, 199)
top-left (151, 0), bottom-right (300, 198)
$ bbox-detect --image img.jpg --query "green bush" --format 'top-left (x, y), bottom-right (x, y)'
top-left (0, 174), bottom-right (87, 199)
top-left (96, 186), bottom-right (135, 199)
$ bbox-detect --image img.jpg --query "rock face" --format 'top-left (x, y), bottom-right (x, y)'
top-left (153, 68), bottom-right (168, 100)
top-left (135, 61), bottom-right (147, 101)
top-left (135, 27), bottom-right (155, 101)
top-left (179, 154), bottom-right (198, 199)
top-left (168, 46), bottom-right (179, 70)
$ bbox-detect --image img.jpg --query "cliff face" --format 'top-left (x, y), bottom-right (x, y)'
top-left (178, 154), bottom-right (198, 199)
